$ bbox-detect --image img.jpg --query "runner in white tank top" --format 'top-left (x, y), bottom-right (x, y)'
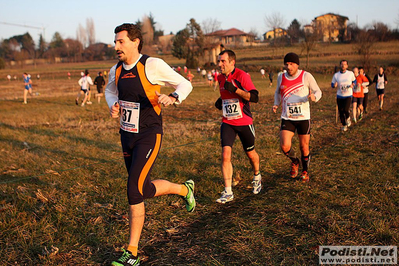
top-left (273, 53), bottom-right (322, 182)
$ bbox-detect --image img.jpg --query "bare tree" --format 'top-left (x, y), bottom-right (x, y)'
top-left (64, 38), bottom-right (83, 62)
top-left (141, 15), bottom-right (154, 53)
top-left (248, 27), bottom-right (259, 40)
top-left (201, 18), bottom-right (221, 34)
top-left (265, 12), bottom-right (286, 56)
top-left (86, 18), bottom-right (96, 46)
top-left (370, 21), bottom-right (389, 42)
top-left (264, 12), bottom-right (286, 39)
top-left (77, 24), bottom-right (87, 48)
top-left (353, 29), bottom-right (376, 72)
top-left (76, 24), bottom-right (86, 61)
top-left (301, 32), bottom-right (318, 69)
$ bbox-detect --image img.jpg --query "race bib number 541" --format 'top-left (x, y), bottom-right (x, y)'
top-left (286, 102), bottom-right (308, 119)
top-left (119, 100), bottom-right (140, 133)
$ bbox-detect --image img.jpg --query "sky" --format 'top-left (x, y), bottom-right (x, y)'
top-left (1, 0), bottom-right (398, 46)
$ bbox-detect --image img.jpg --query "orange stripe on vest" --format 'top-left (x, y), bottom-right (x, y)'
top-left (115, 64), bottom-right (122, 87)
top-left (136, 62), bottom-right (161, 115)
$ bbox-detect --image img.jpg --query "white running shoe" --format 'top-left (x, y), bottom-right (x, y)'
top-left (342, 125), bottom-right (348, 132)
top-left (346, 118), bottom-right (351, 127)
top-left (252, 174), bottom-right (262, 195)
top-left (216, 191), bottom-right (234, 204)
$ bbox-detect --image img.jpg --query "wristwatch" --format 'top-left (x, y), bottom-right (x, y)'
top-left (169, 92), bottom-right (179, 102)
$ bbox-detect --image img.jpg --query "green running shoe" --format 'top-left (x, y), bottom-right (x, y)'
top-left (183, 180), bottom-right (196, 212)
top-left (112, 249), bottom-right (140, 266)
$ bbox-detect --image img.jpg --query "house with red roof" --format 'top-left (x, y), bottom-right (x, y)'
top-left (206, 28), bottom-right (256, 46)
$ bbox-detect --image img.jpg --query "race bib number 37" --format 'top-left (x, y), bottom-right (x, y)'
top-left (119, 100), bottom-right (140, 133)
top-left (222, 98), bottom-right (243, 120)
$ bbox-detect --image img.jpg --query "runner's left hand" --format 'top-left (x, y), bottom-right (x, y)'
top-left (156, 91), bottom-right (175, 106)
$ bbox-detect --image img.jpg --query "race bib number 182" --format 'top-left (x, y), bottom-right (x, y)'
top-left (119, 100), bottom-right (140, 133)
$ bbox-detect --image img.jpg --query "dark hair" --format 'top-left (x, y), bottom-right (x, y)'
top-left (219, 49), bottom-right (236, 62)
top-left (358, 67), bottom-right (364, 71)
top-left (114, 23), bottom-right (143, 52)
top-left (84, 69), bottom-right (89, 76)
top-left (340, 59), bottom-right (348, 65)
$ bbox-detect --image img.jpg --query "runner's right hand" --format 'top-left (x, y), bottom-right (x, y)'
top-left (110, 102), bottom-right (120, 118)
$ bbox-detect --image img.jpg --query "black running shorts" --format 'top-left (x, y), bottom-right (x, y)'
top-left (120, 130), bottom-right (160, 205)
top-left (221, 123), bottom-right (256, 152)
top-left (280, 119), bottom-right (311, 135)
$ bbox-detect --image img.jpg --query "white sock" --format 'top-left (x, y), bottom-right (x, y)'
top-left (254, 173), bottom-right (261, 181)
top-left (225, 187), bottom-right (232, 194)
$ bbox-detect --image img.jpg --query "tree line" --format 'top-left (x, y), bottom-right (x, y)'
top-left (1, 13), bottom-right (398, 70)
top-left (0, 15), bottom-right (166, 69)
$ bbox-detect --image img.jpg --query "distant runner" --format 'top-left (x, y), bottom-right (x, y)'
top-left (373, 66), bottom-right (388, 111)
top-left (360, 68), bottom-right (372, 114)
top-left (352, 67), bottom-right (368, 123)
top-left (76, 69), bottom-right (93, 107)
top-left (22, 72), bottom-right (33, 104)
top-left (331, 60), bottom-right (356, 131)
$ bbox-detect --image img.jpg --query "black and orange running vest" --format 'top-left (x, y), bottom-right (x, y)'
top-left (115, 55), bottom-right (163, 134)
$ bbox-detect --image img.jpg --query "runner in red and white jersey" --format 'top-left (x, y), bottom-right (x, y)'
top-left (214, 50), bottom-right (261, 203)
top-left (352, 67), bottom-right (369, 123)
top-left (273, 52), bottom-right (322, 182)
top-left (218, 66), bottom-right (257, 127)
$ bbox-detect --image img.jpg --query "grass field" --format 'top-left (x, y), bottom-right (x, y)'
top-left (0, 44), bottom-right (398, 265)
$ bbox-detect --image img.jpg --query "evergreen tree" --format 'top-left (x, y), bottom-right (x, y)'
top-left (287, 19), bottom-right (302, 44)
top-left (37, 34), bottom-right (47, 58)
top-left (172, 18), bottom-right (204, 68)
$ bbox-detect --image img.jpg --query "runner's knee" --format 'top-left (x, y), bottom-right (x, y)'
top-left (283, 148), bottom-right (296, 158)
